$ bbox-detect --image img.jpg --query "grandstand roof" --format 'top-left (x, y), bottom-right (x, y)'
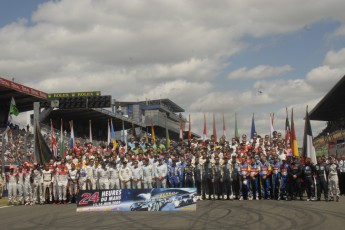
top-left (0, 77), bottom-right (48, 112)
top-left (118, 99), bottom-right (185, 113)
top-left (47, 108), bottom-right (144, 130)
top-left (309, 75), bottom-right (345, 121)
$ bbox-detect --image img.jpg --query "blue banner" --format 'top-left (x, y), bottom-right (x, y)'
top-left (76, 188), bottom-right (197, 212)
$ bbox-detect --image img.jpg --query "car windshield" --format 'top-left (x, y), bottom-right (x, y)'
top-left (134, 202), bottom-right (142, 207)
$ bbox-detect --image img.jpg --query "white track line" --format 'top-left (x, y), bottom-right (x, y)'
top-left (0, 205), bottom-right (13, 209)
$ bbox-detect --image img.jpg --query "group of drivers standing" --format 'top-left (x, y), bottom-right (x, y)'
top-left (1, 132), bottom-right (344, 205)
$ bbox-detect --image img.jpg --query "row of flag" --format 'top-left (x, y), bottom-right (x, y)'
top-left (145, 108), bottom-right (316, 163)
top-left (4, 97), bottom-right (316, 163)
top-left (200, 107), bottom-right (316, 162)
top-left (50, 117), bottom-right (130, 158)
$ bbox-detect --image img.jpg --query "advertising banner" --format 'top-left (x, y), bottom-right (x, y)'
top-left (0, 77), bottom-right (48, 99)
top-left (48, 91), bottom-right (101, 99)
top-left (76, 188), bottom-right (197, 212)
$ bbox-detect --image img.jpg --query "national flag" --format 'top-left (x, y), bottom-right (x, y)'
top-left (110, 119), bottom-right (117, 150)
top-left (291, 108), bottom-right (299, 157)
top-left (8, 97), bottom-right (19, 125)
top-left (250, 113), bottom-right (256, 139)
top-left (213, 114), bottom-right (217, 142)
top-left (285, 107), bottom-right (291, 151)
top-left (107, 119), bottom-right (111, 147)
top-left (151, 117), bottom-right (155, 144)
top-left (121, 120), bottom-right (126, 142)
top-left (234, 113), bottom-right (238, 139)
top-left (179, 118), bottom-right (184, 140)
top-left (303, 106), bottom-right (317, 164)
top-left (132, 122), bottom-right (137, 139)
top-left (50, 119), bottom-right (57, 158)
top-left (60, 119), bottom-right (65, 157)
top-left (9, 97), bottom-right (19, 116)
top-left (188, 114), bottom-right (192, 141)
top-left (69, 120), bottom-right (75, 150)
top-left (270, 113), bottom-right (275, 137)
top-left (35, 123), bottom-right (55, 164)
top-left (222, 114), bottom-right (227, 140)
top-left (165, 117), bottom-right (170, 148)
top-left (202, 114), bottom-right (207, 146)
top-left (89, 120), bottom-right (93, 143)
top-left (121, 120), bottom-right (127, 152)
top-left (3, 127), bottom-right (9, 143)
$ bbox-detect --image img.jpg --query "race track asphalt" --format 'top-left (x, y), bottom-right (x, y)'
top-left (0, 198), bottom-right (344, 230)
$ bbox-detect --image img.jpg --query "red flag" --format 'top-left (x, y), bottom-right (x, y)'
top-left (291, 108), bottom-right (299, 157)
top-left (285, 107), bottom-right (291, 151)
top-left (50, 119), bottom-right (57, 158)
top-left (188, 114), bottom-right (191, 141)
top-left (203, 114), bottom-right (207, 146)
top-left (213, 114), bottom-right (217, 142)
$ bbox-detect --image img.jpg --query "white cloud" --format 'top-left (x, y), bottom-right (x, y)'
top-left (324, 48), bottom-right (345, 69)
top-left (188, 71), bottom-right (343, 143)
top-left (228, 65), bottom-right (293, 80)
top-left (2, 0), bottom-right (345, 144)
top-left (305, 65), bottom-right (344, 91)
top-left (122, 80), bottom-right (213, 109)
top-left (1, 0), bottom-right (345, 86)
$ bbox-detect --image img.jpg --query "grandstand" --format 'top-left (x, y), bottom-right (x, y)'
top-left (0, 77), bottom-right (48, 167)
top-left (1, 76), bottom-right (194, 166)
top-left (117, 99), bottom-right (200, 140)
top-left (310, 75), bottom-right (345, 157)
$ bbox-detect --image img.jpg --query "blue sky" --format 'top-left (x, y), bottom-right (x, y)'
top-left (1, 0), bottom-right (345, 143)
top-left (0, 0), bottom-right (46, 27)
top-left (225, 20), bottom-right (341, 84)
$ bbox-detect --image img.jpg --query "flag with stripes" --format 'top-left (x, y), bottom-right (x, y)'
top-left (222, 114), bottom-right (227, 140)
top-left (69, 120), bottom-right (76, 150)
top-left (60, 119), bottom-right (65, 157)
top-left (179, 118), bottom-right (184, 140)
top-left (89, 120), bottom-right (92, 143)
top-left (50, 119), bottom-right (57, 158)
top-left (303, 106), bottom-right (317, 163)
top-left (107, 119), bottom-right (111, 147)
top-left (285, 107), bottom-right (291, 152)
top-left (151, 117), bottom-right (155, 144)
top-left (213, 114), bottom-right (217, 142)
top-left (165, 116), bottom-right (170, 148)
top-left (203, 114), bottom-right (207, 146)
top-left (270, 113), bottom-right (275, 137)
top-left (250, 113), bottom-right (256, 139)
top-left (111, 119), bottom-right (117, 150)
top-left (291, 108), bottom-right (299, 157)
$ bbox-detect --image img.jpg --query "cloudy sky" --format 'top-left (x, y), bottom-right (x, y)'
top-left (1, 0), bottom-right (345, 144)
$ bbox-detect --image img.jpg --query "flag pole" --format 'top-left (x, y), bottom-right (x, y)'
top-left (222, 113), bottom-right (226, 140)
top-left (89, 120), bottom-right (92, 143)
